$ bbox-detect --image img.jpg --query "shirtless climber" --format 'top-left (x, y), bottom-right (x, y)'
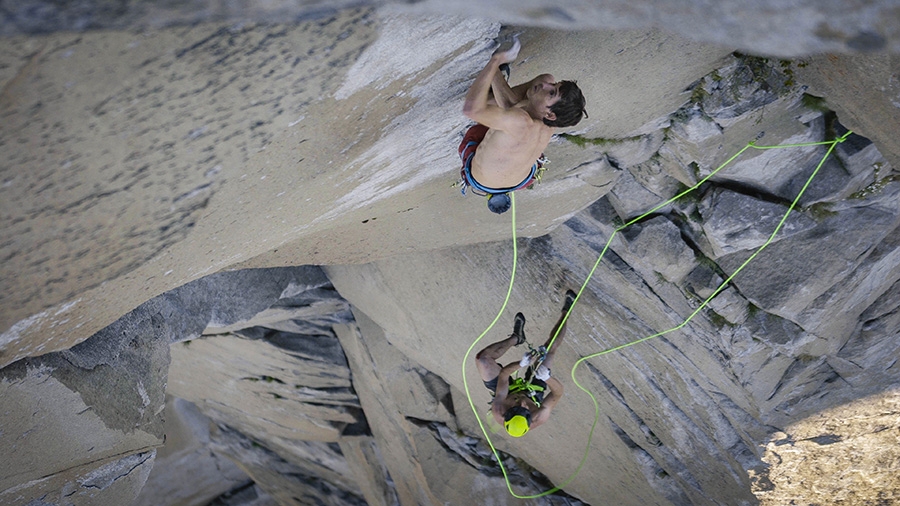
top-left (475, 290), bottom-right (577, 437)
top-left (459, 37), bottom-right (587, 213)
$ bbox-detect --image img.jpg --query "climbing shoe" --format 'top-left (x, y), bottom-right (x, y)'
top-left (512, 312), bottom-right (526, 345)
top-left (562, 290), bottom-right (577, 313)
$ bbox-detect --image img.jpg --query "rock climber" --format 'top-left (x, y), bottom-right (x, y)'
top-left (475, 290), bottom-right (577, 437)
top-left (459, 37), bottom-right (587, 213)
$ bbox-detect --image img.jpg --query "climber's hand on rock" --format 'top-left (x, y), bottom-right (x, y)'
top-left (492, 35), bottom-right (520, 65)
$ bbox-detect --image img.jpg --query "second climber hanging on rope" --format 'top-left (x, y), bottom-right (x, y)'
top-left (458, 35), bottom-right (587, 214)
top-left (475, 289), bottom-right (577, 437)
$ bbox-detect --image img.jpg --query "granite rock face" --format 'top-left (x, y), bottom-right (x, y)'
top-left (2, 5), bottom-right (900, 506)
top-left (0, 317), bottom-right (165, 504)
top-left (0, 266), bottom-right (349, 505)
top-left (0, 10), bottom-right (382, 364)
top-left (134, 397), bottom-right (253, 506)
top-left (2, 0), bottom-right (900, 57)
top-left (0, 11), bottom-right (733, 368)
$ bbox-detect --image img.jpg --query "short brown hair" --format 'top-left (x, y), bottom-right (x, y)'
top-left (545, 80), bottom-right (587, 128)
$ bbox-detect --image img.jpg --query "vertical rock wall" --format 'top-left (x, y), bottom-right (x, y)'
top-left (2, 4), bottom-right (900, 506)
top-left (323, 55), bottom-right (900, 504)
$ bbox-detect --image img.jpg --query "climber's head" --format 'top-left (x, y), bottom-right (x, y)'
top-left (503, 405), bottom-right (532, 437)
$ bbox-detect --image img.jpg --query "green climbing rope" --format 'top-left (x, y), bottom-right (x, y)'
top-left (461, 131), bottom-right (853, 499)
